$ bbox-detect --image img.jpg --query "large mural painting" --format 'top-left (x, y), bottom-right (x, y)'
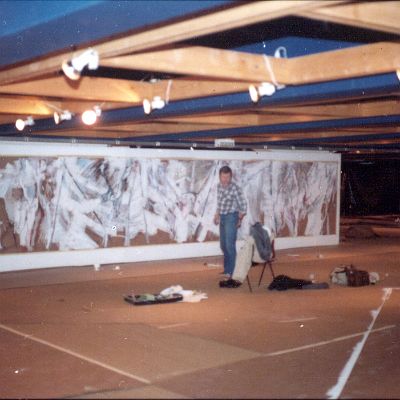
top-left (0, 156), bottom-right (338, 253)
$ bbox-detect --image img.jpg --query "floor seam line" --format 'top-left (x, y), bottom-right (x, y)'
top-left (0, 322), bottom-right (151, 385)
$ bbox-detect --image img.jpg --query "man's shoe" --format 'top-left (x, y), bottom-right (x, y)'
top-left (229, 279), bottom-right (242, 288)
top-left (219, 279), bottom-right (229, 287)
top-left (219, 278), bottom-right (242, 288)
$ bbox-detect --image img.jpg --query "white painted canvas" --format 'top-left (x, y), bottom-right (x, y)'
top-left (0, 156), bottom-right (338, 253)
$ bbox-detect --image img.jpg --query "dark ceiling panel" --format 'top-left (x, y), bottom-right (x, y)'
top-left (0, 0), bottom-right (231, 68)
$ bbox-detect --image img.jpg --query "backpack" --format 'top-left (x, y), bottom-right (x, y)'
top-left (345, 265), bottom-right (370, 287)
top-left (330, 264), bottom-right (370, 287)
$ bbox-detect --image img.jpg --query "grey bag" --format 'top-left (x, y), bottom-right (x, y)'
top-left (330, 266), bottom-right (348, 286)
top-left (250, 222), bottom-right (272, 261)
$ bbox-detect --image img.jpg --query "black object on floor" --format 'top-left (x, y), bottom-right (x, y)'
top-left (268, 275), bottom-right (312, 291)
top-left (302, 282), bottom-right (329, 290)
top-left (219, 279), bottom-right (242, 288)
top-left (124, 293), bottom-right (183, 305)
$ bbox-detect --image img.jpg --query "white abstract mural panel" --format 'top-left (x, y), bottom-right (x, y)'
top-left (0, 156), bottom-right (338, 253)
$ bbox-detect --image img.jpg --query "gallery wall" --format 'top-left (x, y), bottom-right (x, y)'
top-left (0, 142), bottom-right (340, 271)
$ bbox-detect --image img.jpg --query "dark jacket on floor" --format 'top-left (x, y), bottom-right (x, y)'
top-left (268, 275), bottom-right (312, 291)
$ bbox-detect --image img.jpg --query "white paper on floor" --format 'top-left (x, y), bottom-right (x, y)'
top-left (160, 285), bottom-right (208, 302)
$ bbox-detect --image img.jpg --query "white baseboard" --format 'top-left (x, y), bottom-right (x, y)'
top-left (0, 235), bottom-right (338, 272)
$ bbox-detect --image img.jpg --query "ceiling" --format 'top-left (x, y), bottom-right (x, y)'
top-left (0, 0), bottom-right (399, 154)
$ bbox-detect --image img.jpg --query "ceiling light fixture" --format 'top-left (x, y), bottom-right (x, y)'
top-left (81, 105), bottom-right (101, 125)
top-left (248, 82), bottom-right (276, 103)
top-left (143, 96), bottom-right (165, 115)
top-left (54, 110), bottom-right (72, 124)
top-left (62, 48), bottom-right (99, 80)
top-left (15, 116), bottom-right (34, 131)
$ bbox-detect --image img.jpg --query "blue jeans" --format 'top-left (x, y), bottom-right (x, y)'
top-left (219, 212), bottom-right (239, 276)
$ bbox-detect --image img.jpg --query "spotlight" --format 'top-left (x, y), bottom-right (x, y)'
top-left (81, 106), bottom-right (101, 125)
top-left (143, 96), bottom-right (165, 114)
top-left (15, 116), bottom-right (34, 131)
top-left (248, 82), bottom-right (276, 103)
top-left (62, 48), bottom-right (99, 80)
top-left (54, 110), bottom-right (72, 125)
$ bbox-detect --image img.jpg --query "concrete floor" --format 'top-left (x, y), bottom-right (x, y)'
top-left (0, 219), bottom-right (399, 399)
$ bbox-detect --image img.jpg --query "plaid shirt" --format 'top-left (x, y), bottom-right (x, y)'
top-left (217, 182), bottom-right (247, 215)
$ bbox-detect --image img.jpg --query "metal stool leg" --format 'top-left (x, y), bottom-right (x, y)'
top-left (269, 261), bottom-right (276, 278)
top-left (246, 274), bottom-right (253, 292)
top-left (258, 262), bottom-right (267, 287)
top-left (258, 260), bottom-right (275, 287)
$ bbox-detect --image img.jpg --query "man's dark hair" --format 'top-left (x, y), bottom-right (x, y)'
top-left (219, 165), bottom-right (232, 175)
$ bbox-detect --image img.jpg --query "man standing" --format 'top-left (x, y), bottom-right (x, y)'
top-left (214, 165), bottom-right (247, 279)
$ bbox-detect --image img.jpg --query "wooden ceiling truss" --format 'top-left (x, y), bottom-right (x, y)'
top-left (0, 0), bottom-right (399, 152)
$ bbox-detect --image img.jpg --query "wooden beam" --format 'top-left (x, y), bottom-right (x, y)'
top-left (0, 76), bottom-right (150, 103)
top-left (96, 114), bottom-right (326, 133)
top-left (337, 126), bottom-right (400, 134)
top-left (97, 122), bottom-right (234, 135)
top-left (0, 77), bottom-right (251, 104)
top-left (0, 115), bottom-right (14, 124)
top-left (159, 112), bottom-right (340, 127)
top-left (264, 99), bottom-right (400, 118)
top-left (3, 96), bottom-right (394, 132)
top-left (0, 94), bottom-right (135, 117)
top-left (101, 46), bottom-right (288, 83)
top-left (286, 42), bottom-right (400, 84)
top-left (151, 79), bottom-right (251, 101)
top-left (101, 41), bottom-right (400, 84)
top-left (154, 99), bottom-right (400, 126)
top-left (10, 38), bottom-right (395, 107)
top-left (0, 96), bottom-right (56, 115)
top-left (0, 1), bottom-right (335, 85)
top-left (298, 1), bottom-right (400, 35)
